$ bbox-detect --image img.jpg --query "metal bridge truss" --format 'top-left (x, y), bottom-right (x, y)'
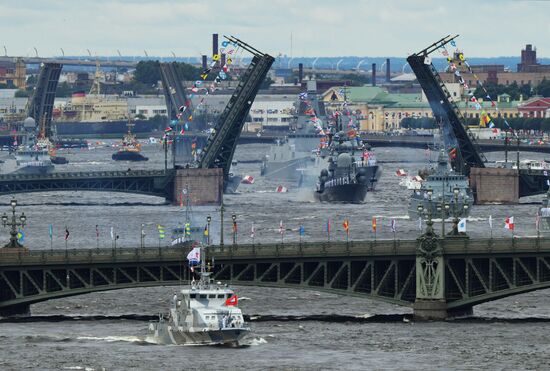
top-left (27, 63), bottom-right (63, 138)
top-left (0, 170), bottom-right (174, 200)
top-left (159, 62), bottom-right (193, 122)
top-left (198, 36), bottom-right (275, 190)
top-left (407, 36), bottom-right (486, 175)
top-left (3, 238), bottom-right (550, 317)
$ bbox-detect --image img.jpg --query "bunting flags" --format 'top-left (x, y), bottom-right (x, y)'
top-left (185, 222), bottom-right (191, 237)
top-left (439, 39), bottom-right (516, 137)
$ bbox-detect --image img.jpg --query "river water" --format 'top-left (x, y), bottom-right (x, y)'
top-left (1, 141), bottom-right (550, 370)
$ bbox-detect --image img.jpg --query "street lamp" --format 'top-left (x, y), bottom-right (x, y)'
top-left (2, 198), bottom-right (27, 248)
top-left (231, 214), bottom-right (237, 245)
top-left (206, 215), bottom-right (211, 245)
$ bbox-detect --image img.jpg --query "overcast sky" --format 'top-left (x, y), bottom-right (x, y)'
top-left (1, 0), bottom-right (549, 58)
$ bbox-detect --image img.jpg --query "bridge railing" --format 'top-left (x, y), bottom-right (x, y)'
top-left (1, 237), bottom-right (549, 266)
top-left (0, 169), bottom-right (169, 181)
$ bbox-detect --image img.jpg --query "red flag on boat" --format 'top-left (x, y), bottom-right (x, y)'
top-left (276, 185), bottom-right (288, 193)
top-left (225, 295), bottom-right (238, 306)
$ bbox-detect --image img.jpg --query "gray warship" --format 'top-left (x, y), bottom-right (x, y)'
top-left (261, 80), bottom-right (326, 182)
top-left (314, 129), bottom-right (377, 203)
top-left (408, 149), bottom-right (473, 219)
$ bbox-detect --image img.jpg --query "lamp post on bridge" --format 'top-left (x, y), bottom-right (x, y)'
top-left (1, 198), bottom-right (26, 249)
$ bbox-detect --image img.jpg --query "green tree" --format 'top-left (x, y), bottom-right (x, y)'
top-left (14, 89), bottom-right (30, 97)
top-left (133, 60), bottom-right (161, 85)
top-left (535, 78), bottom-right (550, 97)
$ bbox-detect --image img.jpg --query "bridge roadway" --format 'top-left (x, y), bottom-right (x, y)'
top-left (2, 236), bottom-right (550, 319)
top-left (0, 169), bottom-right (174, 200)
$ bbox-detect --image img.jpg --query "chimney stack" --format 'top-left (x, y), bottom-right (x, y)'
top-left (221, 53), bottom-right (226, 67)
top-left (386, 58), bottom-right (391, 83)
top-left (372, 63), bottom-right (376, 86)
top-left (212, 33), bottom-right (219, 57)
top-left (298, 63), bottom-right (303, 83)
top-left (202, 55), bottom-right (207, 70)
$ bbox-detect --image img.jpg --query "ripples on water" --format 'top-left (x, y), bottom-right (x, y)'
top-left (1, 143), bottom-right (550, 369)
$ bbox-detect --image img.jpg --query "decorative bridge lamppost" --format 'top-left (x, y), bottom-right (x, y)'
top-left (206, 215), bottom-right (211, 246)
top-left (2, 198), bottom-right (27, 249)
top-left (232, 214), bottom-right (237, 246)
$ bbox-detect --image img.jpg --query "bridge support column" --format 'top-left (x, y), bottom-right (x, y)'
top-left (0, 304), bottom-right (31, 318)
top-left (414, 221), bottom-right (448, 320)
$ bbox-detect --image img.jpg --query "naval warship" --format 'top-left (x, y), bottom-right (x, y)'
top-left (408, 149), bottom-right (473, 219)
top-left (313, 130), bottom-right (377, 203)
top-left (148, 244), bottom-right (250, 346)
top-left (261, 80), bottom-right (326, 182)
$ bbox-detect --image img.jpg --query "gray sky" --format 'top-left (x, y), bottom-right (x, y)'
top-left (1, 0), bottom-right (549, 58)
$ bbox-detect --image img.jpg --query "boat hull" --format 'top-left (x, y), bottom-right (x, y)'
top-left (149, 323), bottom-right (250, 346)
top-left (54, 120), bottom-right (157, 136)
top-left (112, 151), bottom-right (149, 161)
top-left (314, 183), bottom-right (368, 203)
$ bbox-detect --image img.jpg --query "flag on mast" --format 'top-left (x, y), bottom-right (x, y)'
top-left (342, 219), bottom-right (349, 233)
top-left (110, 226), bottom-right (114, 241)
top-left (49, 224), bottom-right (53, 239)
top-left (391, 219), bottom-right (396, 233)
top-left (371, 217), bottom-right (377, 232)
top-left (458, 218), bottom-right (467, 232)
top-left (504, 217), bottom-right (514, 230)
top-left (489, 215), bottom-right (493, 229)
top-left (65, 227), bottom-right (70, 240)
top-left (250, 224), bottom-right (255, 238)
top-left (279, 220), bottom-right (284, 235)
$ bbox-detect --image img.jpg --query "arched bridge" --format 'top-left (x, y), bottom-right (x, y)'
top-left (2, 236), bottom-right (550, 319)
top-left (0, 170), bottom-right (175, 200)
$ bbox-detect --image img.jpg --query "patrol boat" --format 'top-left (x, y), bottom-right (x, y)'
top-left (148, 245), bottom-right (250, 346)
top-left (408, 149), bottom-right (473, 219)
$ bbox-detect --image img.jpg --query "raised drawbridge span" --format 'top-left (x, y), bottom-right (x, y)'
top-left (26, 63), bottom-right (63, 138)
top-left (198, 36), bottom-right (275, 191)
top-left (159, 62), bottom-right (193, 122)
top-left (407, 36), bottom-right (549, 199)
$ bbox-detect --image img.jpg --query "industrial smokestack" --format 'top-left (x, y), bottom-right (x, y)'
top-left (221, 53), bottom-right (226, 67)
top-left (298, 63), bottom-right (303, 83)
top-left (212, 33), bottom-right (219, 57)
top-left (202, 55), bottom-right (207, 70)
top-left (386, 58), bottom-right (391, 83)
top-left (372, 63), bottom-right (376, 86)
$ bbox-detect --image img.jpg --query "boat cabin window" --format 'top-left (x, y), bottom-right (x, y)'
top-left (189, 293), bottom-right (197, 298)
top-left (199, 294), bottom-right (207, 299)
top-left (208, 294), bottom-right (216, 298)
top-left (217, 294), bottom-right (224, 298)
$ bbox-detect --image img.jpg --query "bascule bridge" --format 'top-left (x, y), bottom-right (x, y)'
top-left (407, 35), bottom-right (549, 203)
